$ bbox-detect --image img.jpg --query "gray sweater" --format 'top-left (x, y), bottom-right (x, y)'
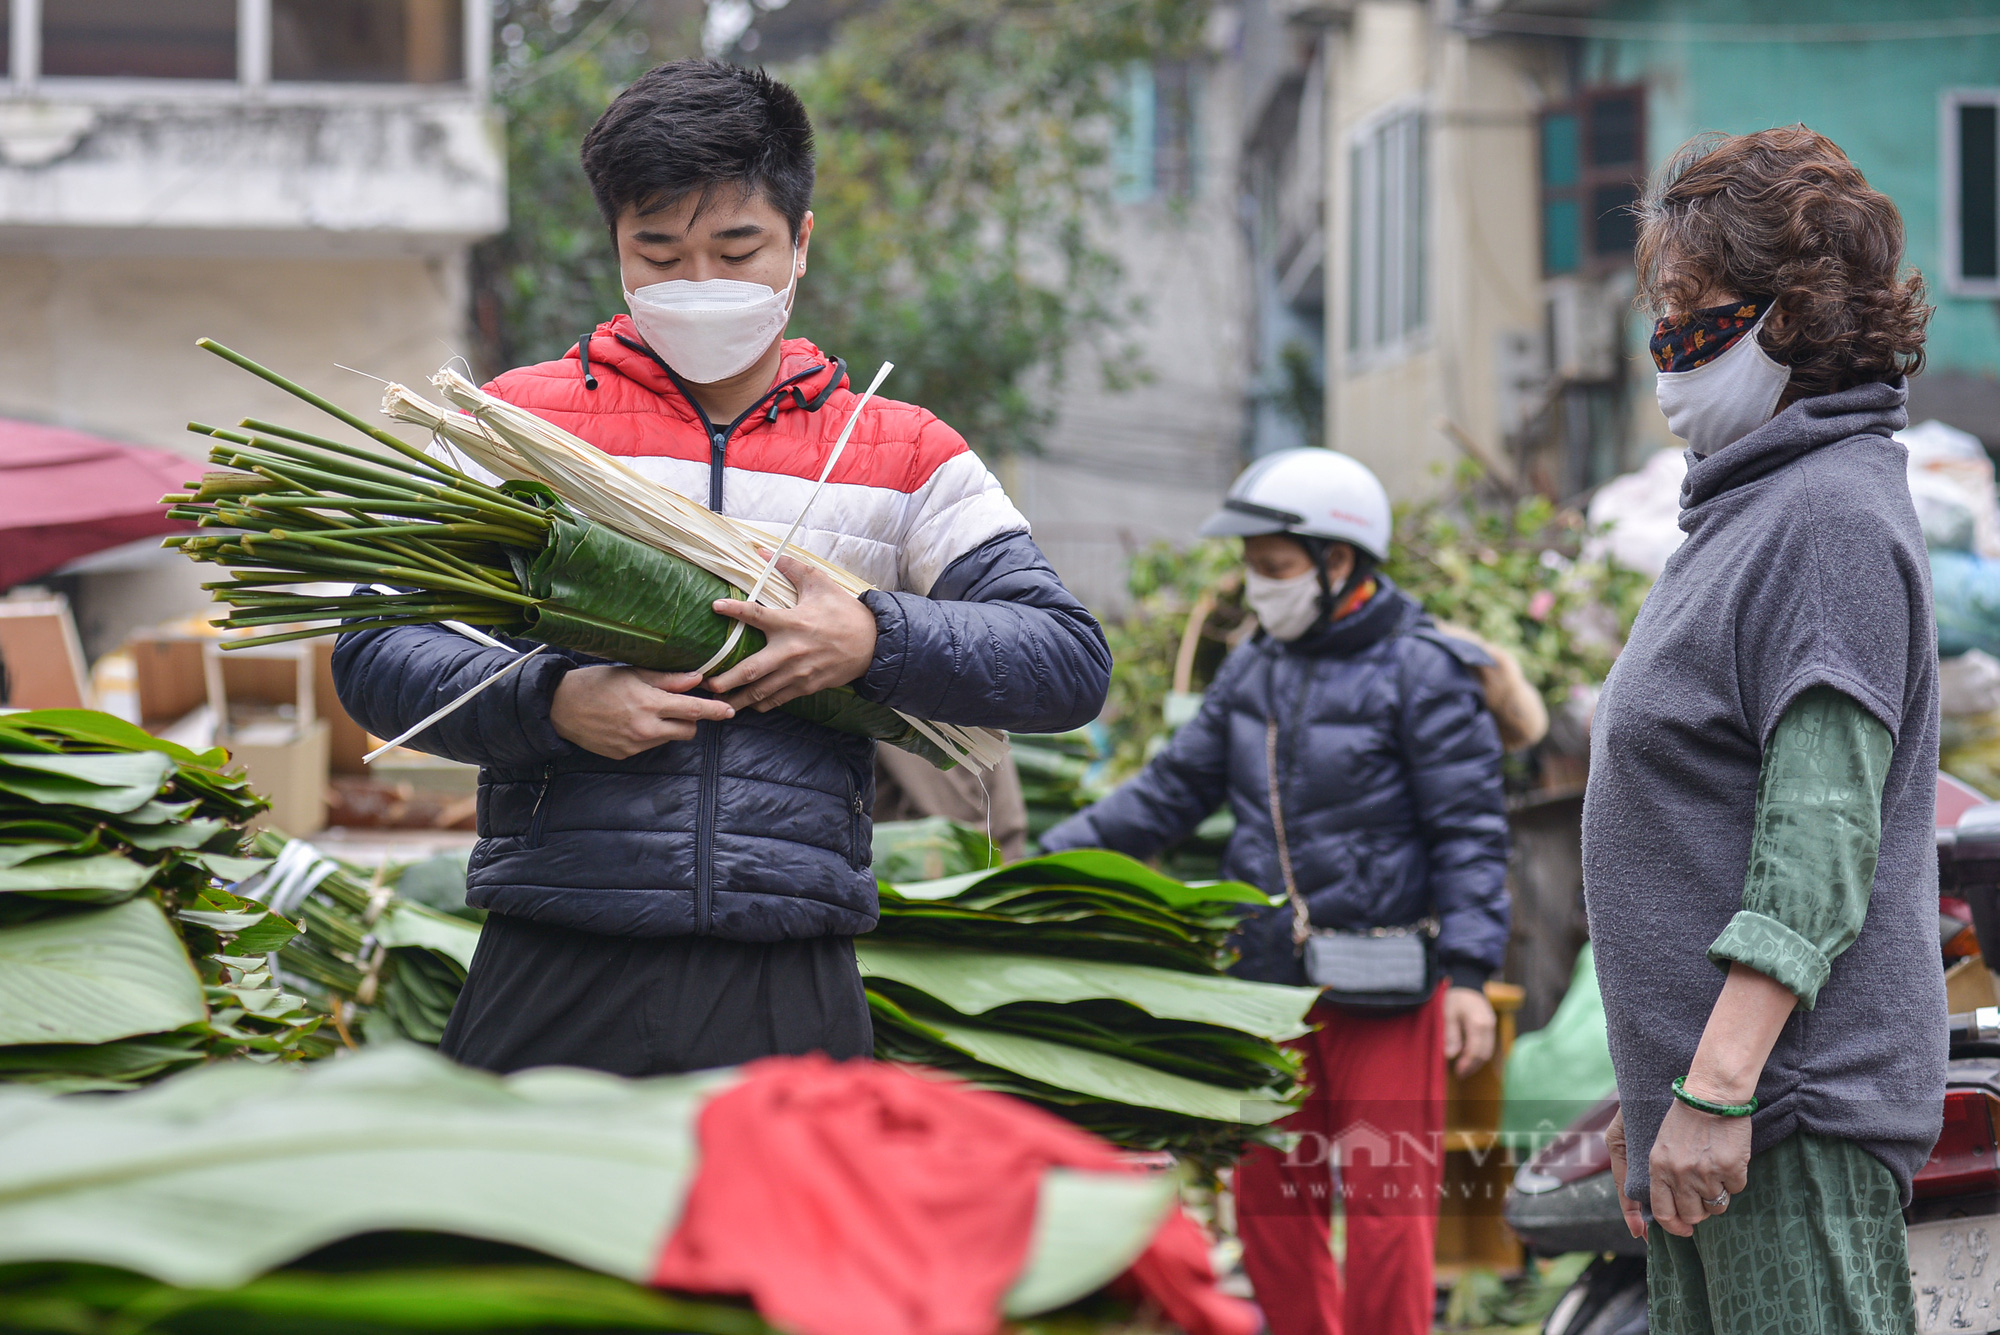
top-left (1583, 379), bottom-right (1945, 1205)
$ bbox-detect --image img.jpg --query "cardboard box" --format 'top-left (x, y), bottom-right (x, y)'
top-left (312, 639), bottom-right (372, 775)
top-left (235, 719), bottom-right (331, 836)
top-left (204, 641), bottom-right (329, 837)
top-left (128, 634), bottom-right (206, 727)
top-left (0, 597), bottom-right (90, 709)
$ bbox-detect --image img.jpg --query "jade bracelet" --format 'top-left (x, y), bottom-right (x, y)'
top-left (1672, 1075), bottom-right (1758, 1118)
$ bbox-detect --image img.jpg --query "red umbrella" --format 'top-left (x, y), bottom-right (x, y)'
top-left (0, 418), bottom-right (196, 589)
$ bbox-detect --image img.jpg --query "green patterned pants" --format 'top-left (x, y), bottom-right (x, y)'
top-left (1648, 1132), bottom-right (1914, 1335)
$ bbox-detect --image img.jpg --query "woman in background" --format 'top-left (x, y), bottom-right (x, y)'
top-left (1585, 126), bottom-right (1940, 1334)
top-left (1043, 447), bottom-right (1511, 1335)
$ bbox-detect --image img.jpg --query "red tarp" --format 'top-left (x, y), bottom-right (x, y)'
top-left (654, 1055), bottom-right (1259, 1335)
top-left (0, 417), bottom-right (194, 589)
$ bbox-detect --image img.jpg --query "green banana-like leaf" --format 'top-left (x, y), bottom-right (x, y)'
top-left (888, 850), bottom-right (1273, 910)
top-left (176, 887), bottom-right (300, 956)
top-left (115, 819), bottom-right (234, 853)
top-left (855, 942), bottom-right (1317, 1040)
top-left (0, 900), bottom-right (207, 1046)
top-left (869, 1016), bottom-right (1268, 1165)
top-left (0, 710), bottom-right (230, 770)
top-left (0, 1046), bottom-right (726, 1288)
top-left (870, 817), bottom-right (1001, 884)
top-left (0, 752), bottom-right (174, 814)
top-left (0, 1031), bottom-right (207, 1091)
top-left (374, 902), bottom-right (482, 970)
top-left (0, 853), bottom-right (155, 902)
top-left (0, 1261), bottom-right (777, 1334)
top-left (867, 992), bottom-right (1293, 1125)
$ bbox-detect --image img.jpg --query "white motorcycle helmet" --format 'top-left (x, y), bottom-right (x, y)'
top-left (1198, 447), bottom-right (1392, 562)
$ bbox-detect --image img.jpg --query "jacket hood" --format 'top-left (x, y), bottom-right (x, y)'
top-left (568, 315), bottom-right (850, 425)
top-left (1679, 378), bottom-right (1908, 520)
top-left (1273, 575), bottom-right (1426, 658)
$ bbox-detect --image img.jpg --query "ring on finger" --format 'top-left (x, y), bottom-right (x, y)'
top-left (1702, 1189), bottom-right (1729, 1211)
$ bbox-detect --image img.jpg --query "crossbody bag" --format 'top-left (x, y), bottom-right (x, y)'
top-left (1266, 715), bottom-right (1439, 1012)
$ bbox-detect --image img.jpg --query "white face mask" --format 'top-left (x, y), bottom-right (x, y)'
top-left (1654, 312), bottom-right (1792, 458)
top-left (624, 243), bottom-right (800, 384)
top-left (1244, 569), bottom-right (1324, 642)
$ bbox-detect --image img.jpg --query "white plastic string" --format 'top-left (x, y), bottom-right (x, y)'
top-left (693, 361), bottom-right (894, 678)
top-left (362, 645), bottom-right (548, 763)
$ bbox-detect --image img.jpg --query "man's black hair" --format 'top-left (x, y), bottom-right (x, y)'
top-left (580, 60), bottom-right (815, 240)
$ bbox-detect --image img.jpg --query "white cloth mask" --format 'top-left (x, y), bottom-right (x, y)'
top-left (1245, 569), bottom-right (1323, 642)
top-left (1654, 312), bottom-right (1792, 458)
top-left (624, 244), bottom-right (800, 384)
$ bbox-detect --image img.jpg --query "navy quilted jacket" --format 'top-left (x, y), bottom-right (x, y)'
top-left (1040, 580), bottom-right (1510, 986)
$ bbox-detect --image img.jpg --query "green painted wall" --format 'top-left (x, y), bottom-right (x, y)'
top-left (1587, 0), bottom-right (2000, 378)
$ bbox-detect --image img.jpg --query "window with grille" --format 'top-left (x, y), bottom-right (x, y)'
top-left (1113, 60), bottom-right (1202, 204)
top-left (6, 0), bottom-right (471, 87)
top-left (1347, 105), bottom-right (1425, 356)
top-left (1540, 87), bottom-right (1646, 277)
top-left (42, 0), bottom-right (237, 80)
top-left (1947, 90), bottom-right (2000, 297)
top-left (274, 0), bottom-right (464, 84)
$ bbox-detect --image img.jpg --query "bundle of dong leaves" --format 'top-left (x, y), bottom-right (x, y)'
top-left (0, 709), bottom-right (478, 1092)
top-left (160, 339), bottom-right (961, 766)
top-left (862, 830), bottom-right (1318, 1167)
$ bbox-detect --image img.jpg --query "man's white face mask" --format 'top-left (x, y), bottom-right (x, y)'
top-left (624, 243), bottom-right (800, 384)
top-left (1244, 569), bottom-right (1323, 642)
top-left (1654, 310), bottom-right (1792, 458)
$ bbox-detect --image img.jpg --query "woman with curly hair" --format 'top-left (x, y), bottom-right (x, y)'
top-left (1584, 125), bottom-right (1941, 1333)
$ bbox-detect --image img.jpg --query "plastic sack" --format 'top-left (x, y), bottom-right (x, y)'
top-left (1942, 650), bottom-right (2000, 719)
top-left (1584, 448), bottom-right (1688, 579)
top-left (1932, 550), bottom-right (2000, 661)
top-left (1901, 419), bottom-right (2000, 559)
top-left (1500, 943), bottom-right (1616, 1147)
top-left (510, 505), bottom-right (956, 766)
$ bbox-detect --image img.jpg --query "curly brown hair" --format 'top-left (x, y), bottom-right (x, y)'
top-left (1635, 126), bottom-right (1931, 406)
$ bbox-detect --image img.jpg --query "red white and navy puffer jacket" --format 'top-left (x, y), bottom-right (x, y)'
top-left (332, 319), bottom-right (1110, 941)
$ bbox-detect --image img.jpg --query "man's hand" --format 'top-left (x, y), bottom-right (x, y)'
top-left (1442, 985), bottom-right (1497, 1078)
top-left (1605, 1107), bottom-right (1646, 1239)
top-left (1649, 1091), bottom-right (1752, 1237)
top-left (550, 666), bottom-right (734, 760)
top-left (707, 554), bottom-right (878, 711)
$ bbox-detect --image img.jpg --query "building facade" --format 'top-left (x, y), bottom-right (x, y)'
top-left (1279, 0), bottom-right (2000, 504)
top-left (0, 0), bottom-right (505, 647)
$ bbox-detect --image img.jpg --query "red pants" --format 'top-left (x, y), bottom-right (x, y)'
top-left (1233, 987), bottom-right (1446, 1335)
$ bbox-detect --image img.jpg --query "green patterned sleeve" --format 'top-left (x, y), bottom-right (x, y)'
top-left (1708, 686), bottom-right (1894, 1010)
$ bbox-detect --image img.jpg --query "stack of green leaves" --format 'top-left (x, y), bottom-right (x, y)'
top-left (873, 849), bottom-right (1262, 973)
top-left (0, 1045), bottom-right (1177, 1334)
top-left (865, 847), bottom-right (1317, 1167)
top-left (0, 710), bottom-right (480, 1090)
top-left (0, 709), bottom-right (323, 1089)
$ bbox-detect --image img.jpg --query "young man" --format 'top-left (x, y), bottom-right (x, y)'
top-left (332, 60), bottom-right (1110, 1076)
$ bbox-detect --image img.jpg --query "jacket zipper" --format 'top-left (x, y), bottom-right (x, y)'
top-left (526, 762), bottom-right (556, 849)
top-left (694, 722), bottom-right (723, 933)
top-left (603, 338), bottom-right (841, 930)
top-left (849, 785), bottom-right (868, 871)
